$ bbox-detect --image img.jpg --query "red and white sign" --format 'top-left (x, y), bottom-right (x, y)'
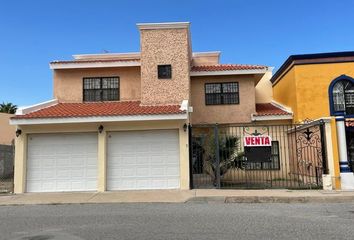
top-left (244, 135), bottom-right (272, 147)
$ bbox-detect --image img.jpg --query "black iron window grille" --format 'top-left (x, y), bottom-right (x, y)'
top-left (246, 141), bottom-right (280, 170)
top-left (158, 65), bottom-right (172, 79)
top-left (83, 77), bottom-right (119, 102)
top-left (205, 82), bottom-right (239, 105)
top-left (332, 80), bottom-right (354, 115)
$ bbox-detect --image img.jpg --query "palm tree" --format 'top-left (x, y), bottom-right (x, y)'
top-left (0, 102), bottom-right (17, 114)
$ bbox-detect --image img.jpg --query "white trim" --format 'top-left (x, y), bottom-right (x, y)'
top-left (137, 22), bottom-right (190, 30)
top-left (190, 69), bottom-right (268, 76)
top-left (10, 113), bottom-right (188, 126)
top-left (267, 67), bottom-right (275, 72)
top-left (73, 52), bottom-right (141, 60)
top-left (15, 99), bottom-right (58, 115)
top-left (192, 51), bottom-right (221, 57)
top-left (270, 100), bottom-right (293, 114)
top-left (251, 114), bottom-right (293, 121)
top-left (179, 100), bottom-right (188, 111)
top-left (50, 61), bottom-right (141, 69)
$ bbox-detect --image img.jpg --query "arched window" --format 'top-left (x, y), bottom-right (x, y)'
top-left (329, 75), bottom-right (354, 116)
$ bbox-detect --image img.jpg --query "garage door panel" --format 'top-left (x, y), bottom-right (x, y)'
top-left (27, 133), bottom-right (98, 192)
top-left (107, 130), bottom-right (180, 190)
top-left (70, 157), bottom-right (86, 166)
top-left (136, 167), bottom-right (149, 175)
top-left (86, 168), bottom-right (98, 178)
top-left (166, 166), bottom-right (179, 175)
top-left (71, 169), bottom-right (85, 178)
top-left (167, 179), bottom-right (180, 188)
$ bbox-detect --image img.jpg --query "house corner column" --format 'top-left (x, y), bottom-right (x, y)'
top-left (336, 116), bottom-right (354, 190)
top-left (322, 119), bottom-right (335, 190)
top-left (97, 130), bottom-right (107, 192)
top-left (14, 130), bottom-right (27, 194)
top-left (179, 123), bottom-right (190, 190)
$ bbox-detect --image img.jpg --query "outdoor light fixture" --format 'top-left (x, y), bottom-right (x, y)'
top-left (183, 123), bottom-right (188, 132)
top-left (98, 125), bottom-right (104, 133)
top-left (16, 129), bottom-right (22, 137)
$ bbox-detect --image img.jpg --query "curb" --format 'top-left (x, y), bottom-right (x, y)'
top-left (187, 196), bottom-right (354, 204)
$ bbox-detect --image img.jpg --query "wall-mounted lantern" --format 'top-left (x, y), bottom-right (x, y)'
top-left (183, 123), bottom-right (188, 132)
top-left (16, 129), bottom-right (22, 137)
top-left (98, 125), bottom-right (104, 134)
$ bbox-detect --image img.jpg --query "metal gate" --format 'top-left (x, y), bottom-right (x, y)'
top-left (189, 121), bottom-right (328, 189)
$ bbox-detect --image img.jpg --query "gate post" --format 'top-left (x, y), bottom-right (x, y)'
top-left (319, 120), bottom-right (329, 175)
top-left (214, 124), bottom-right (221, 189)
top-left (188, 124), bottom-right (194, 189)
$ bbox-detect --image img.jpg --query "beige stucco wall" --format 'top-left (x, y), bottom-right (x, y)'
top-left (53, 67), bottom-right (141, 103)
top-left (140, 28), bottom-right (191, 105)
top-left (255, 70), bottom-right (273, 103)
top-left (0, 113), bottom-right (15, 145)
top-left (192, 55), bottom-right (219, 66)
top-left (14, 120), bottom-right (189, 193)
top-left (190, 75), bottom-right (256, 124)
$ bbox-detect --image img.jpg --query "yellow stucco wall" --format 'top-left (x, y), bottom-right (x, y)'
top-left (273, 67), bottom-right (298, 120)
top-left (14, 120), bottom-right (189, 193)
top-left (294, 63), bottom-right (354, 121)
top-left (272, 62), bottom-right (354, 189)
top-left (255, 70), bottom-right (273, 104)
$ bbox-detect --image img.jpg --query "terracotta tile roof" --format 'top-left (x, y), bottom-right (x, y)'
top-left (12, 101), bottom-right (185, 119)
top-left (255, 103), bottom-right (292, 116)
top-left (191, 64), bottom-right (267, 72)
top-left (50, 59), bottom-right (140, 64)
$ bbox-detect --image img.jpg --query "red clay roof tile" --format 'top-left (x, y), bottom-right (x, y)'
top-left (255, 103), bottom-right (291, 116)
top-left (191, 64), bottom-right (267, 72)
top-left (12, 101), bottom-right (184, 119)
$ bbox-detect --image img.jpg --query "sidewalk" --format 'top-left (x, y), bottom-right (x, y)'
top-left (1, 189), bottom-right (354, 205)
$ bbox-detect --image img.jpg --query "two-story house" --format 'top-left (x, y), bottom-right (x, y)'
top-left (10, 22), bottom-right (291, 193)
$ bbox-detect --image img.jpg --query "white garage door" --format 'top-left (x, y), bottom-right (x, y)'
top-left (107, 130), bottom-right (180, 190)
top-left (27, 133), bottom-right (98, 192)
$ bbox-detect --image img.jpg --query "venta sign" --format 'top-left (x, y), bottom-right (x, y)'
top-left (244, 135), bottom-right (272, 147)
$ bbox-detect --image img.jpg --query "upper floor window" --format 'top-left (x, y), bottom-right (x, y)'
top-left (205, 82), bottom-right (239, 105)
top-left (83, 77), bottom-right (119, 102)
top-left (158, 65), bottom-right (172, 79)
top-left (331, 79), bottom-right (354, 115)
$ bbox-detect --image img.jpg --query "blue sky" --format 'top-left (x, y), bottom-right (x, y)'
top-left (1, 0), bottom-right (354, 106)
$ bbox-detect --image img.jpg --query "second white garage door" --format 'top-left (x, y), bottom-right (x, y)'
top-left (107, 130), bottom-right (180, 190)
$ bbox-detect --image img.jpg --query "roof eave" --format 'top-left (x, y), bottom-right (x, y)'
top-left (190, 69), bottom-right (268, 76)
top-left (10, 113), bottom-right (188, 126)
top-left (251, 114), bottom-right (293, 121)
top-left (50, 61), bottom-right (141, 69)
top-left (271, 51), bottom-right (354, 84)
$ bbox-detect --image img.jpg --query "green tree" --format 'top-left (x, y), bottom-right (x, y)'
top-left (0, 102), bottom-right (17, 114)
top-left (204, 134), bottom-right (245, 185)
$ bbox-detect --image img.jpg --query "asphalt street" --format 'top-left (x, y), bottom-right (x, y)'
top-left (0, 202), bottom-right (354, 240)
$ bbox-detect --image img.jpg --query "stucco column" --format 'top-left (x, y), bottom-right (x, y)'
top-left (14, 130), bottom-right (27, 194)
top-left (97, 130), bottom-right (107, 192)
top-left (336, 116), bottom-right (354, 190)
top-left (322, 119), bottom-right (335, 190)
top-left (179, 123), bottom-right (190, 190)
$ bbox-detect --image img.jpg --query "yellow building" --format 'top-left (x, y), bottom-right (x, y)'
top-left (271, 51), bottom-right (354, 190)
